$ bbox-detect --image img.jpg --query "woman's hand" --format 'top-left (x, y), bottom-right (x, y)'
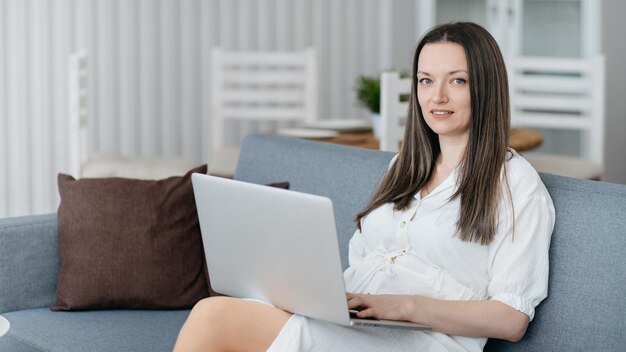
top-left (346, 293), bottom-right (424, 323)
top-left (347, 293), bottom-right (529, 341)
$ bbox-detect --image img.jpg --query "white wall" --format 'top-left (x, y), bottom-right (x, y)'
top-left (0, 0), bottom-right (426, 218)
top-left (1, 0), bottom-right (624, 218)
top-left (602, 0), bottom-right (626, 184)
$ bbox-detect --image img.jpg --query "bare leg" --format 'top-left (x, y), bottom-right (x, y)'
top-left (173, 296), bottom-right (292, 352)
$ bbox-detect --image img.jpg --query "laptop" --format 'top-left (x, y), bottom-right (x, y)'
top-left (192, 173), bottom-right (430, 330)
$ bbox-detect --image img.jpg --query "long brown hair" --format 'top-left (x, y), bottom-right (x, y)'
top-left (355, 22), bottom-right (510, 245)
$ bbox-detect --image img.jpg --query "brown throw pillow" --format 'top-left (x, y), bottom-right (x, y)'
top-left (52, 165), bottom-right (209, 311)
top-left (267, 181), bottom-right (289, 190)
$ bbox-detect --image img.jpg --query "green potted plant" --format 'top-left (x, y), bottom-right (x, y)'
top-left (355, 72), bottom-right (408, 139)
top-left (355, 75), bottom-right (381, 138)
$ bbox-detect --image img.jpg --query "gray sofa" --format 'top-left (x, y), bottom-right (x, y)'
top-left (1, 134), bottom-right (625, 351)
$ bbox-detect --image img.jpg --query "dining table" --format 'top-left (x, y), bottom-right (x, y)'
top-left (315, 127), bottom-right (543, 152)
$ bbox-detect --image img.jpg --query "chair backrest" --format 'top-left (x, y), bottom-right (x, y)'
top-left (379, 72), bottom-right (411, 152)
top-left (210, 47), bottom-right (317, 153)
top-left (68, 51), bottom-right (197, 180)
top-left (508, 55), bottom-right (605, 165)
top-left (68, 51), bottom-right (89, 178)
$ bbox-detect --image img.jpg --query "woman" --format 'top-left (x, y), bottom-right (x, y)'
top-left (174, 22), bottom-right (555, 352)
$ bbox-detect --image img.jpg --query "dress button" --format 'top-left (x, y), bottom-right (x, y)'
top-left (400, 221), bottom-right (407, 229)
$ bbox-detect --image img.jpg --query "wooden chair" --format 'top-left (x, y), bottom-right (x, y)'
top-left (379, 72), bottom-right (411, 152)
top-left (68, 52), bottom-right (197, 179)
top-left (508, 55), bottom-right (605, 180)
top-left (210, 47), bottom-right (317, 177)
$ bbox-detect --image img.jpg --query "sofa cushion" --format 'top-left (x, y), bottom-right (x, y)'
top-left (0, 308), bottom-right (189, 352)
top-left (53, 165), bottom-right (209, 310)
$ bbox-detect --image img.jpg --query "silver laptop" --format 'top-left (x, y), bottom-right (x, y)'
top-left (192, 173), bottom-right (430, 330)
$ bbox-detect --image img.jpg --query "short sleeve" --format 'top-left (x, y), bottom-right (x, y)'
top-left (487, 179), bottom-right (555, 321)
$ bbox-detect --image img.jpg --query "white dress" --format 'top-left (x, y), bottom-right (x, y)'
top-left (268, 151), bottom-right (555, 352)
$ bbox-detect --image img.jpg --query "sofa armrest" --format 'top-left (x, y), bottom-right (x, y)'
top-left (0, 213), bottom-right (59, 313)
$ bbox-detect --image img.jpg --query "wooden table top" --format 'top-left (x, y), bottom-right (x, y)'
top-left (509, 127), bottom-right (544, 152)
top-left (316, 127), bottom-right (543, 152)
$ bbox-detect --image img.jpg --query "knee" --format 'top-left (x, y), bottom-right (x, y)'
top-left (189, 296), bottom-right (234, 324)
top-left (175, 297), bottom-right (236, 351)
top-left (182, 297), bottom-right (237, 346)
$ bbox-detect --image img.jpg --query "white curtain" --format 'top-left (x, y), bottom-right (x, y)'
top-left (0, 0), bottom-right (426, 218)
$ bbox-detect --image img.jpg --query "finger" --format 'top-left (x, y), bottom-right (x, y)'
top-left (346, 292), bottom-right (364, 300)
top-left (347, 296), bottom-right (362, 309)
top-left (346, 293), bottom-right (363, 303)
top-left (357, 307), bottom-right (378, 319)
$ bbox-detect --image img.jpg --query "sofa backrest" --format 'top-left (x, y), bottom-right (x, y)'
top-left (236, 135), bottom-right (626, 350)
top-left (0, 213), bottom-right (59, 313)
top-left (486, 173), bottom-right (626, 351)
